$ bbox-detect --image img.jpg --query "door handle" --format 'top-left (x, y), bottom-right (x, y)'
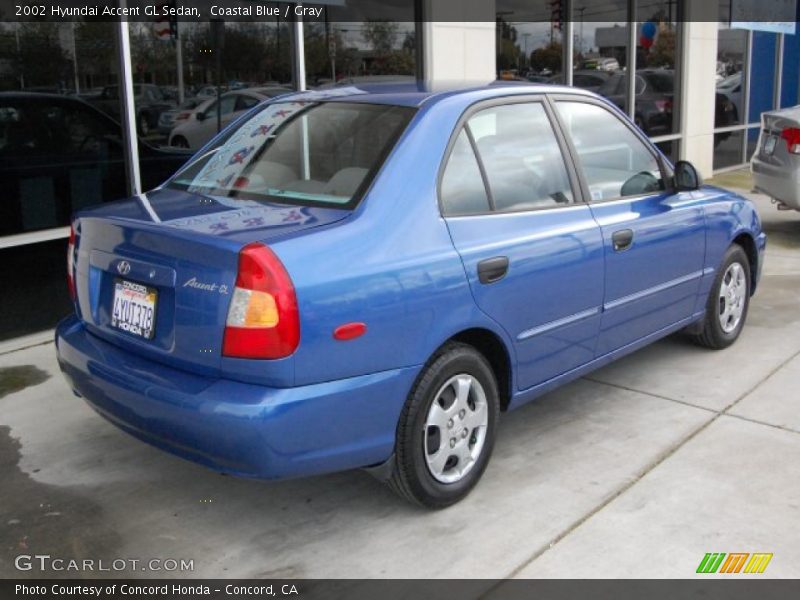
top-left (612, 229), bottom-right (634, 252)
top-left (477, 257), bottom-right (509, 284)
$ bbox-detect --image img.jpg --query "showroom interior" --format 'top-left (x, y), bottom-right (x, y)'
top-left (0, 0), bottom-right (798, 343)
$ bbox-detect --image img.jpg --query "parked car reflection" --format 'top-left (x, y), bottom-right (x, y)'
top-left (168, 87), bottom-right (291, 150)
top-left (90, 84), bottom-right (175, 136)
top-left (0, 93), bottom-right (189, 237)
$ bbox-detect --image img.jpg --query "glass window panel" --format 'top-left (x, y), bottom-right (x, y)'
top-left (0, 22), bottom-right (136, 237)
top-left (468, 103), bottom-right (574, 212)
top-left (746, 126), bottom-right (761, 162)
top-left (575, 0), bottom-right (630, 113)
top-left (716, 14), bottom-right (747, 128)
top-left (493, 0), bottom-right (564, 84)
top-left (169, 101), bottom-right (415, 208)
top-left (129, 20), bottom-right (295, 151)
top-left (636, 2), bottom-right (681, 136)
top-left (655, 139), bottom-right (680, 164)
top-left (440, 130), bottom-right (490, 216)
top-left (304, 1), bottom-right (418, 89)
top-left (556, 101), bottom-right (665, 200)
top-left (713, 129), bottom-right (745, 170)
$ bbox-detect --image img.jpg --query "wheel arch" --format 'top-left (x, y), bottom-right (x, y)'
top-left (441, 327), bottom-right (513, 412)
top-left (732, 231), bottom-right (759, 294)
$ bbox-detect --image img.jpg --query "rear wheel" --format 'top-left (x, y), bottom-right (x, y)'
top-left (388, 342), bottom-right (499, 508)
top-left (170, 135), bottom-right (189, 149)
top-left (690, 244), bottom-right (751, 349)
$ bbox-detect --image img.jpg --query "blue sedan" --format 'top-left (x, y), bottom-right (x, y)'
top-left (56, 83), bottom-right (766, 507)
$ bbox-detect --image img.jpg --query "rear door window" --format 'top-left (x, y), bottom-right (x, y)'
top-left (467, 102), bottom-right (574, 212)
top-left (440, 130), bottom-right (490, 216)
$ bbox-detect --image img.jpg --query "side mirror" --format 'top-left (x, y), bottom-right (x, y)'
top-left (196, 112), bottom-right (207, 122)
top-left (674, 160), bottom-right (703, 191)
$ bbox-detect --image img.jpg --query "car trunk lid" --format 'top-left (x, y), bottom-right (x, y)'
top-left (72, 188), bottom-right (349, 377)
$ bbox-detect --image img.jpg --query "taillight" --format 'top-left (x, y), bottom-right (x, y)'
top-left (654, 99), bottom-right (670, 113)
top-left (176, 111), bottom-right (191, 121)
top-left (222, 243), bottom-right (300, 359)
top-left (67, 224), bottom-right (76, 301)
top-left (781, 127), bottom-right (800, 154)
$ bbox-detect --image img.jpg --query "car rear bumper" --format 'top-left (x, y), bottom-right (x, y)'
top-left (55, 314), bottom-right (417, 479)
top-left (752, 157), bottom-right (800, 209)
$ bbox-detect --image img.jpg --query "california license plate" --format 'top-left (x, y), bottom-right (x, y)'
top-left (111, 279), bottom-right (157, 339)
top-left (764, 135), bottom-right (778, 155)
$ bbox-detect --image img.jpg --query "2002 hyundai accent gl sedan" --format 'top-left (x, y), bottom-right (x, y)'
top-left (56, 83), bottom-right (766, 508)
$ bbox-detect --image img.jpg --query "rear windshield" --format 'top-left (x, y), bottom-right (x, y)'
top-left (167, 101), bottom-right (415, 208)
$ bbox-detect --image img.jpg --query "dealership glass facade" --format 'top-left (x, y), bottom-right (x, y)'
top-left (713, 1), bottom-right (799, 171)
top-left (1, 0), bottom-right (799, 340)
top-left (496, 0), bottom-right (682, 163)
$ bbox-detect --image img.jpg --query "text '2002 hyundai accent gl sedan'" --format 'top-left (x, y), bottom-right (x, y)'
top-left (56, 83), bottom-right (766, 508)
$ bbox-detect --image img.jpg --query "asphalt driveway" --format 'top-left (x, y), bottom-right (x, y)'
top-left (1, 190), bottom-right (798, 579)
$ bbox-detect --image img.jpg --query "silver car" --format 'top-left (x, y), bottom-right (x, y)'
top-left (752, 106), bottom-right (800, 211)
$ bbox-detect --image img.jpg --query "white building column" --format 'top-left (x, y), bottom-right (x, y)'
top-left (421, 1), bottom-right (496, 87)
top-left (680, 3), bottom-right (720, 177)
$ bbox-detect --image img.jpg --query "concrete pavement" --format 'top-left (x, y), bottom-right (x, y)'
top-left (1, 191), bottom-right (798, 579)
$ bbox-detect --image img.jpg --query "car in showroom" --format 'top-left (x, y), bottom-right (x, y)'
top-left (56, 83), bottom-right (766, 508)
top-left (91, 84), bottom-right (175, 136)
top-left (751, 105), bottom-right (800, 211)
top-left (0, 92), bottom-right (189, 238)
top-left (597, 69), bottom-right (676, 136)
top-left (157, 97), bottom-right (205, 135)
top-left (168, 87), bottom-right (291, 150)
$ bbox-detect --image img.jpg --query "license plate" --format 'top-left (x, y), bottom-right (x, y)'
top-left (111, 279), bottom-right (157, 339)
top-left (764, 135), bottom-right (778, 155)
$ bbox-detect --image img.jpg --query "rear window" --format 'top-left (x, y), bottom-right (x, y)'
top-left (167, 101), bottom-right (415, 208)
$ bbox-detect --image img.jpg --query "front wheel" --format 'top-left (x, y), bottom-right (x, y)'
top-left (388, 342), bottom-right (499, 508)
top-left (690, 244), bottom-right (751, 349)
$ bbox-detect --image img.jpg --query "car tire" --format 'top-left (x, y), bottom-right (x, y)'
top-left (690, 244), bottom-right (751, 350)
top-left (388, 342), bottom-right (499, 508)
top-left (170, 136), bottom-right (189, 149)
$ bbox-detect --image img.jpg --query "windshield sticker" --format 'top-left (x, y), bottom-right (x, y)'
top-left (187, 102), bottom-right (308, 195)
top-left (163, 206), bottom-right (315, 236)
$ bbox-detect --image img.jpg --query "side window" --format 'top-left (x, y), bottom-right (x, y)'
top-left (467, 102), bottom-right (574, 212)
top-left (205, 96), bottom-right (237, 118)
top-left (440, 129), bottom-right (490, 216)
top-left (64, 105), bottom-right (122, 157)
top-left (235, 95), bottom-right (259, 111)
top-left (556, 101), bottom-right (665, 201)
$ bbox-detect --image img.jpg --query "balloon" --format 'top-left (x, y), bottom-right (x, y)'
top-left (642, 21), bottom-right (657, 39)
top-left (640, 35), bottom-right (654, 49)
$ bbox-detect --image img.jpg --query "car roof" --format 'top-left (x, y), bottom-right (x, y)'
top-left (281, 80), bottom-right (594, 108)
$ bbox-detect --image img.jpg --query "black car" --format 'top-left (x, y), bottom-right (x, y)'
top-left (0, 93), bottom-right (189, 238)
top-left (91, 84), bottom-right (174, 135)
top-left (548, 69), bottom-right (612, 93)
top-left (597, 69), bottom-right (676, 136)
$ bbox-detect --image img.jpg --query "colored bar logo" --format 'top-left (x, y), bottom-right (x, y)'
top-left (697, 553), bottom-right (773, 574)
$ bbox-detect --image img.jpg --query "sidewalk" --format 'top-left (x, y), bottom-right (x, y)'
top-left (1, 188), bottom-right (798, 579)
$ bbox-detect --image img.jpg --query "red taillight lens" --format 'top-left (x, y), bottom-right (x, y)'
top-left (176, 111), bottom-right (191, 121)
top-left (781, 127), bottom-right (800, 154)
top-left (67, 224), bottom-right (76, 301)
top-left (222, 243), bottom-right (300, 359)
top-left (655, 99), bottom-right (672, 113)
